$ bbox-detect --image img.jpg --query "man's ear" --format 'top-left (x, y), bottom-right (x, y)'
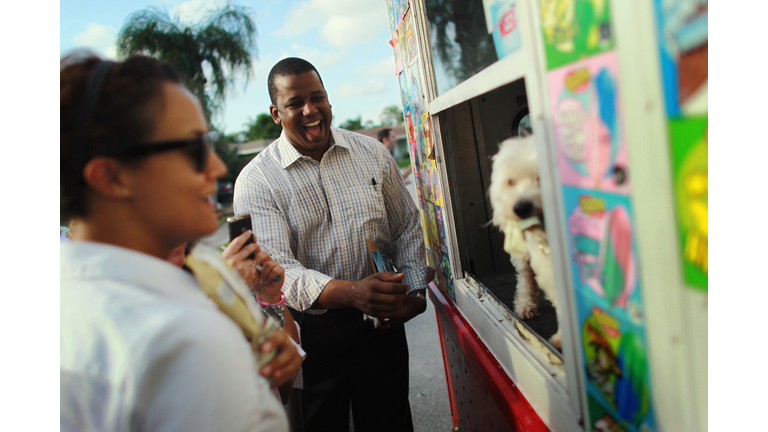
top-left (82, 157), bottom-right (134, 199)
top-left (269, 104), bottom-right (281, 125)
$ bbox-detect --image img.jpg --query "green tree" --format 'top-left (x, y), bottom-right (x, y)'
top-left (213, 134), bottom-right (241, 184)
top-left (380, 105), bottom-right (404, 126)
top-left (225, 132), bottom-right (247, 144)
top-left (245, 113), bottom-right (282, 141)
top-left (117, 2), bottom-right (257, 123)
top-left (338, 116), bottom-right (363, 131)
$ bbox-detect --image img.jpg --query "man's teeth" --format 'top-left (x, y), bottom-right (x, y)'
top-left (305, 120), bottom-right (320, 127)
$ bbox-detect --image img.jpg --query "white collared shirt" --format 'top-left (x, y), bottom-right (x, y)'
top-left (234, 128), bottom-right (428, 313)
top-left (60, 241), bottom-right (288, 432)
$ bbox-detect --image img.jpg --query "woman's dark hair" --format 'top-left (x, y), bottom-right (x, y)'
top-left (60, 53), bottom-right (182, 220)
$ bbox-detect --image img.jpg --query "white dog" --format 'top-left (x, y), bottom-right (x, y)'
top-left (489, 136), bottom-right (561, 349)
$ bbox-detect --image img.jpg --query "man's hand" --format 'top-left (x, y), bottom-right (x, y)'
top-left (383, 293), bottom-right (427, 327)
top-left (259, 328), bottom-right (302, 389)
top-left (425, 266), bottom-right (436, 285)
top-left (379, 268), bottom-right (435, 328)
top-left (347, 272), bottom-right (409, 318)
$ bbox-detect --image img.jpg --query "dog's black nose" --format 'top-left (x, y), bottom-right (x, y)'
top-left (514, 200), bottom-right (534, 219)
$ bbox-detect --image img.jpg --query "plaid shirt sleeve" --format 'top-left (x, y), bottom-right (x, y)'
top-left (233, 161), bottom-right (333, 313)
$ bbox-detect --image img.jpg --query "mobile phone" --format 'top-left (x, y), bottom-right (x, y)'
top-left (227, 214), bottom-right (255, 260)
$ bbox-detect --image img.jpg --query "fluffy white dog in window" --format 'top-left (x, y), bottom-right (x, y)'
top-left (489, 136), bottom-right (561, 349)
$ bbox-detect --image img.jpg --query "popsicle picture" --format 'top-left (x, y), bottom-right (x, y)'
top-left (600, 206), bottom-right (635, 308)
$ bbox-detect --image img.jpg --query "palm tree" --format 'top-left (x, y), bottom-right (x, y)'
top-left (117, 3), bottom-right (257, 123)
top-left (424, 0), bottom-right (497, 84)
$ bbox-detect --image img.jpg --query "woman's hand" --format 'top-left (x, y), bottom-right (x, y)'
top-left (221, 231), bottom-right (259, 287)
top-left (259, 328), bottom-right (302, 389)
top-left (221, 231), bottom-right (285, 303)
top-left (251, 244), bottom-right (285, 304)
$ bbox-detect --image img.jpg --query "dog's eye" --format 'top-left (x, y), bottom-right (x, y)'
top-left (507, 179), bottom-right (516, 186)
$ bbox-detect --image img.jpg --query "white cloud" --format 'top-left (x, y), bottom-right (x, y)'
top-left (273, 0), bottom-right (388, 47)
top-left (335, 79), bottom-right (388, 98)
top-left (103, 46), bottom-right (118, 60)
top-left (284, 44), bottom-right (349, 71)
top-left (360, 101), bottom-right (394, 125)
top-left (356, 57), bottom-right (396, 78)
top-left (174, 0), bottom-right (222, 23)
top-left (73, 23), bottom-right (118, 59)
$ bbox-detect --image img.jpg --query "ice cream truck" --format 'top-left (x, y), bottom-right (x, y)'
top-left (383, 0), bottom-right (707, 431)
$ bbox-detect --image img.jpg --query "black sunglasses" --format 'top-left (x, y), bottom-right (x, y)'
top-left (120, 132), bottom-right (218, 172)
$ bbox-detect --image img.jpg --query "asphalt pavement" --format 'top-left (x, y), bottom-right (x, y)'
top-left (203, 175), bottom-right (454, 431)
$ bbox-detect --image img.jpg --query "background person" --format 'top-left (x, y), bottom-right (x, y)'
top-left (234, 57), bottom-right (431, 432)
top-left (377, 127), bottom-right (412, 184)
top-left (60, 53), bottom-right (299, 432)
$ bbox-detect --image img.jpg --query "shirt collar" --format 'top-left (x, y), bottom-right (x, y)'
top-left (60, 241), bottom-right (210, 305)
top-left (277, 128), bottom-right (349, 169)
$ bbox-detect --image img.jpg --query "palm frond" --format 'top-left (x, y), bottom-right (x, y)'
top-left (116, 3), bottom-right (257, 123)
top-left (117, 7), bottom-right (181, 58)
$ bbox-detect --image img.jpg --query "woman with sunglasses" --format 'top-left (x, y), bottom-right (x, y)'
top-left (60, 54), bottom-right (298, 432)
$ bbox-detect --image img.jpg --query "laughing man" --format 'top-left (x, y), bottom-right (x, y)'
top-left (233, 57), bottom-right (431, 432)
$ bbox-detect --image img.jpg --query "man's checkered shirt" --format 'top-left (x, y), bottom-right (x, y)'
top-left (234, 128), bottom-right (428, 314)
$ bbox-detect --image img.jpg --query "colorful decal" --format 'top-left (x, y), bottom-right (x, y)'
top-left (422, 112), bottom-right (435, 160)
top-left (399, 26), bottom-right (408, 66)
top-left (483, 0), bottom-right (523, 59)
top-left (668, 117), bottom-right (707, 290)
top-left (387, 0), bottom-right (399, 33)
top-left (432, 160), bottom-right (443, 207)
top-left (393, 29), bottom-right (453, 299)
top-left (422, 209), bottom-right (440, 270)
top-left (389, 36), bottom-right (404, 75)
top-left (398, 72), bottom-right (408, 108)
top-left (563, 186), bottom-right (656, 431)
top-left (653, 1), bottom-right (707, 291)
top-left (404, 11), bottom-right (418, 63)
top-left (564, 189), bottom-right (640, 313)
top-left (388, 0), bottom-right (410, 33)
top-left (435, 204), bottom-right (454, 297)
top-left (399, 0), bottom-right (410, 21)
top-left (548, 52), bottom-right (628, 192)
top-left (538, 0), bottom-right (614, 70)
top-left (653, 0), bottom-right (707, 117)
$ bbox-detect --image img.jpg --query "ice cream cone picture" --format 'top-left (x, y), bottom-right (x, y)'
top-left (585, 112), bottom-right (610, 189)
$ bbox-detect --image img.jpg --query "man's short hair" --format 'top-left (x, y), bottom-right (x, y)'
top-left (268, 57), bottom-right (324, 105)
top-left (377, 128), bottom-right (393, 143)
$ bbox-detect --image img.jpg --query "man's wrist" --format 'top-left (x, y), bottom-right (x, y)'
top-left (408, 290), bottom-right (426, 301)
top-left (313, 279), bottom-right (355, 309)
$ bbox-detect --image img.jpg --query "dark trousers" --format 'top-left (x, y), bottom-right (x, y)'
top-left (289, 307), bottom-right (413, 432)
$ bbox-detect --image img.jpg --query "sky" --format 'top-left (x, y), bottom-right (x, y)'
top-left (60, 0), bottom-right (401, 135)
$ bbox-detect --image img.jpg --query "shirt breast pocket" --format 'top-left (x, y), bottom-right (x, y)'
top-left (346, 185), bottom-right (387, 233)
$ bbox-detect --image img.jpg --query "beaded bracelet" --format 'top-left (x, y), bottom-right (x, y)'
top-left (256, 292), bottom-right (286, 327)
top-left (256, 292), bottom-right (286, 307)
